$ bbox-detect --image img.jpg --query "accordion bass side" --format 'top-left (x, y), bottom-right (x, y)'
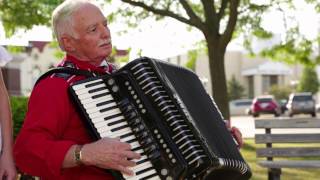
top-left (69, 57), bottom-right (252, 180)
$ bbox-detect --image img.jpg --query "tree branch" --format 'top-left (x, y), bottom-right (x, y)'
top-left (221, 0), bottom-right (240, 48)
top-left (120, 0), bottom-right (202, 29)
top-left (200, 0), bottom-right (218, 34)
top-left (218, 0), bottom-right (228, 20)
top-left (179, 0), bottom-right (205, 30)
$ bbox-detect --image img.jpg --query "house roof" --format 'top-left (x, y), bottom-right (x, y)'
top-left (241, 61), bottom-right (292, 76)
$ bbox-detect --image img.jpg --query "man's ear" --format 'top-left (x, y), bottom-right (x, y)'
top-left (61, 35), bottom-right (75, 52)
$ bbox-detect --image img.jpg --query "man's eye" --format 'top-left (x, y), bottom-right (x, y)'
top-left (91, 27), bottom-right (96, 32)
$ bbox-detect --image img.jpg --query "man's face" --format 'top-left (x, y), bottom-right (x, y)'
top-left (69, 4), bottom-right (112, 65)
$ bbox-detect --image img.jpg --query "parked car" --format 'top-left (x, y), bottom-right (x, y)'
top-left (286, 92), bottom-right (316, 117)
top-left (229, 99), bottom-right (252, 116)
top-left (251, 95), bottom-right (281, 117)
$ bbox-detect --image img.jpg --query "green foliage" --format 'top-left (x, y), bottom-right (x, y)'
top-left (108, 46), bottom-right (130, 64)
top-left (185, 50), bottom-right (197, 71)
top-left (49, 41), bottom-right (65, 59)
top-left (2, 0), bottom-right (320, 119)
top-left (6, 46), bottom-right (26, 54)
top-left (0, 0), bottom-right (63, 37)
top-left (227, 75), bottom-right (245, 100)
top-left (268, 85), bottom-right (291, 100)
top-left (10, 96), bottom-right (28, 139)
top-left (297, 66), bottom-right (320, 94)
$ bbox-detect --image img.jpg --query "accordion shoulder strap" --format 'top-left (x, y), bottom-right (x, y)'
top-left (35, 67), bottom-right (95, 86)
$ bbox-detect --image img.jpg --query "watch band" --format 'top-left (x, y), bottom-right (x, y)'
top-left (74, 145), bottom-right (83, 165)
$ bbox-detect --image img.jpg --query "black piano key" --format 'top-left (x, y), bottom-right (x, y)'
top-left (120, 132), bottom-right (134, 139)
top-left (132, 146), bottom-right (143, 152)
top-left (88, 86), bottom-right (108, 94)
top-left (140, 172), bottom-right (159, 180)
top-left (96, 100), bottom-right (115, 107)
top-left (110, 124), bottom-right (130, 132)
top-left (85, 81), bottom-right (104, 88)
top-left (108, 118), bottom-right (126, 126)
top-left (92, 92), bottom-right (111, 99)
top-left (127, 138), bottom-right (137, 144)
top-left (136, 157), bottom-right (149, 165)
top-left (100, 105), bottom-right (118, 113)
top-left (104, 113), bottom-right (123, 121)
top-left (135, 166), bottom-right (154, 175)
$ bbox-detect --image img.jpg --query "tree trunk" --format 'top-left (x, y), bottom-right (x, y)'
top-left (206, 36), bottom-right (229, 120)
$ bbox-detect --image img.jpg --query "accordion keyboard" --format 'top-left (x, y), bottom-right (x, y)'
top-left (71, 78), bottom-right (161, 180)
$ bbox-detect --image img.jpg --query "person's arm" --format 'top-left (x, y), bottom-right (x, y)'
top-left (62, 138), bottom-right (140, 176)
top-left (0, 69), bottom-right (17, 180)
top-left (14, 78), bottom-right (140, 177)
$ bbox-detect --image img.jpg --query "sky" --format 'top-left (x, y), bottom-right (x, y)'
top-left (0, 0), bottom-right (319, 59)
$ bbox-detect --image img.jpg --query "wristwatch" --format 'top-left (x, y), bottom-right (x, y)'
top-left (74, 145), bottom-right (83, 165)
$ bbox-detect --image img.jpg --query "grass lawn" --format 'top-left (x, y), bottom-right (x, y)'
top-left (240, 138), bottom-right (320, 180)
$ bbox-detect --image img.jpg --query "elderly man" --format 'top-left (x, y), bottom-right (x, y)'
top-left (14, 0), bottom-right (140, 179)
top-left (14, 0), bottom-right (243, 179)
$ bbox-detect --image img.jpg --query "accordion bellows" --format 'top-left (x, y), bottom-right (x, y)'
top-left (69, 57), bottom-right (252, 180)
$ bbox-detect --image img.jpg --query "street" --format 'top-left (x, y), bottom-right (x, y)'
top-left (230, 114), bottom-right (320, 138)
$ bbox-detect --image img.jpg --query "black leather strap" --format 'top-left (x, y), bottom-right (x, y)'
top-left (35, 67), bottom-right (95, 86)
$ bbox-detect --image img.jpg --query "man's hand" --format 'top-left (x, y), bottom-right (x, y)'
top-left (81, 137), bottom-right (141, 176)
top-left (230, 126), bottom-right (243, 148)
top-left (225, 120), bottom-right (243, 148)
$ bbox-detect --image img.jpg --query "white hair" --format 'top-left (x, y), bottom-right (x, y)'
top-left (52, 0), bottom-right (99, 51)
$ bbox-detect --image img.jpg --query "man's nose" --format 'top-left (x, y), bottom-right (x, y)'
top-left (101, 25), bottom-right (110, 38)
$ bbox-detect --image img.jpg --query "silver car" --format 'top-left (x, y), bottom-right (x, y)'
top-left (286, 92), bottom-right (316, 117)
top-left (229, 99), bottom-right (252, 116)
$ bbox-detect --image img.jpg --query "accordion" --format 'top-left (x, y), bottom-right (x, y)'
top-left (69, 57), bottom-right (252, 180)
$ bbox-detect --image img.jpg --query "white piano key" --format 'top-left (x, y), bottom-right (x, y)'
top-left (75, 83), bottom-right (107, 95)
top-left (90, 111), bottom-right (123, 124)
top-left (81, 95), bottom-right (114, 105)
top-left (120, 135), bottom-right (136, 143)
top-left (130, 161), bottom-right (153, 172)
top-left (104, 115), bottom-right (126, 124)
top-left (85, 102), bottom-right (117, 114)
top-left (89, 108), bottom-right (122, 119)
top-left (146, 176), bottom-right (161, 180)
top-left (91, 117), bottom-right (107, 124)
top-left (128, 141), bottom-right (141, 150)
top-left (83, 95), bottom-right (114, 109)
top-left (100, 127), bottom-right (132, 138)
top-left (93, 122), bottom-right (109, 131)
top-left (135, 154), bottom-right (148, 162)
top-left (109, 121), bottom-right (129, 129)
top-left (72, 79), bottom-right (103, 90)
top-left (78, 89), bottom-right (110, 100)
top-left (97, 121), bottom-right (127, 133)
top-left (133, 149), bottom-right (144, 155)
top-left (131, 169), bottom-right (158, 180)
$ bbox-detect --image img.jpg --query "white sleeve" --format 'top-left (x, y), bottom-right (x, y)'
top-left (0, 46), bottom-right (13, 66)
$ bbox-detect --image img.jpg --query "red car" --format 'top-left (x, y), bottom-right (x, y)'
top-left (251, 96), bottom-right (281, 117)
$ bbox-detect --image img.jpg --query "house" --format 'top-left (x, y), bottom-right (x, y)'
top-left (166, 50), bottom-right (302, 98)
top-left (2, 41), bottom-right (129, 96)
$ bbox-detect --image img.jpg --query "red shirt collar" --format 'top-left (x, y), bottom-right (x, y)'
top-left (58, 54), bottom-right (113, 74)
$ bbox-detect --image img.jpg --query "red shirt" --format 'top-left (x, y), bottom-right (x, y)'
top-left (14, 55), bottom-right (116, 180)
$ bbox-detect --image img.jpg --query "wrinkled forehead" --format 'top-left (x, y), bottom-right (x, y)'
top-left (72, 3), bottom-right (106, 29)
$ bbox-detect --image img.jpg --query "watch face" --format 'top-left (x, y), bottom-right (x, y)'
top-left (75, 145), bottom-right (83, 165)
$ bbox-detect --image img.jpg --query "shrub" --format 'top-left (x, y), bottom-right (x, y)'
top-left (10, 96), bottom-right (28, 139)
